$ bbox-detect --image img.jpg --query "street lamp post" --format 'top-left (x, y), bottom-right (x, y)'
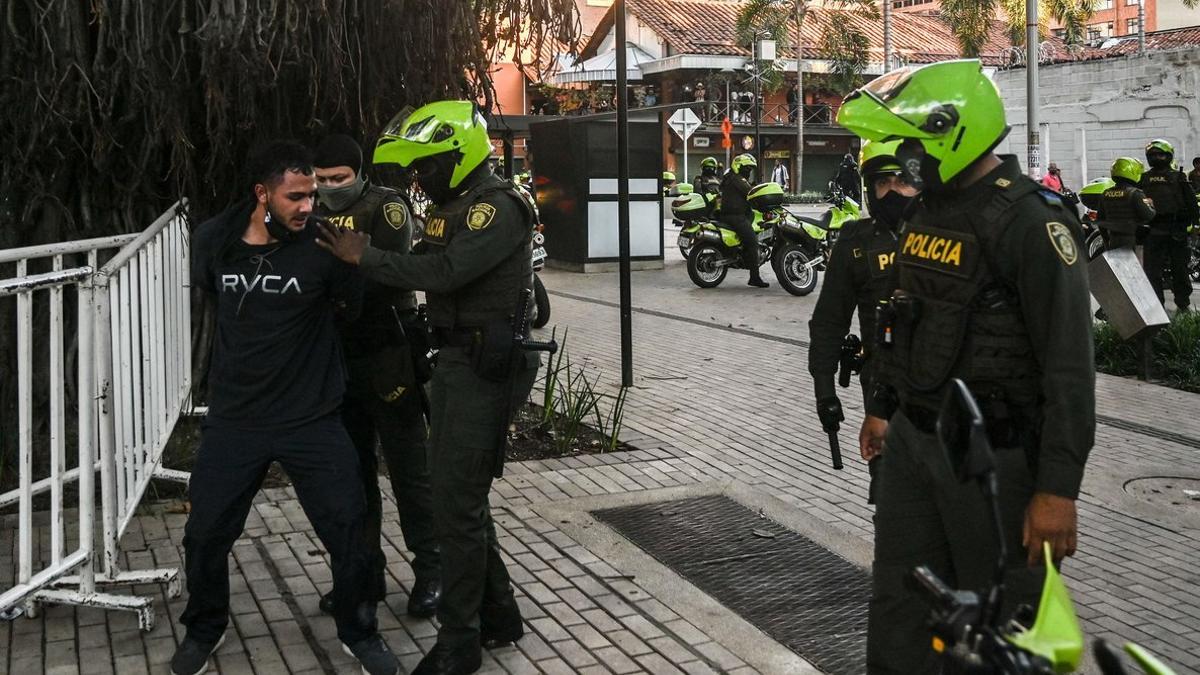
top-left (1026, 0), bottom-right (1040, 179)
top-left (615, 0), bottom-right (632, 386)
top-left (753, 37), bottom-right (763, 168)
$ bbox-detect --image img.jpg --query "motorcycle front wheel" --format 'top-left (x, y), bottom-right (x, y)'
top-left (532, 274), bottom-right (551, 328)
top-left (773, 243), bottom-right (819, 296)
top-left (687, 244), bottom-right (729, 288)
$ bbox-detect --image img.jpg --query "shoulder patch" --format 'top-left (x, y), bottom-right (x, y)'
top-left (383, 202), bottom-right (408, 230)
top-left (1046, 222), bottom-right (1078, 266)
top-left (467, 202), bottom-right (497, 231)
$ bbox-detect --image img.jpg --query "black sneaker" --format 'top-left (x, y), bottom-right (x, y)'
top-left (170, 633), bottom-right (225, 675)
top-left (407, 578), bottom-right (442, 618)
top-left (748, 277), bottom-right (770, 288)
top-left (342, 634), bottom-right (400, 675)
top-left (412, 642), bottom-right (482, 675)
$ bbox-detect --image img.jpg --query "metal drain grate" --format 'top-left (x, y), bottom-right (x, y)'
top-left (594, 495), bottom-right (869, 675)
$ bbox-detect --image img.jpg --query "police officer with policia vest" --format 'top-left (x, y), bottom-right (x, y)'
top-left (808, 140), bottom-right (916, 487)
top-left (312, 134), bottom-right (442, 619)
top-left (1097, 157), bottom-right (1155, 252)
top-left (1140, 139), bottom-right (1199, 312)
top-left (721, 153), bottom-right (770, 287)
top-left (838, 59), bottom-right (1095, 673)
top-left (693, 156), bottom-right (722, 195)
top-left (317, 101), bottom-right (538, 675)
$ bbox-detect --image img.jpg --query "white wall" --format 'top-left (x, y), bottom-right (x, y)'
top-left (1157, 0), bottom-right (1200, 30)
top-left (993, 47), bottom-right (1200, 190)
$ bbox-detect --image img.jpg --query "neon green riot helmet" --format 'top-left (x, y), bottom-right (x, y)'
top-left (732, 153), bottom-right (757, 174)
top-left (859, 139), bottom-right (904, 177)
top-left (836, 59), bottom-right (1009, 189)
top-left (373, 100), bottom-right (491, 189)
top-left (701, 157), bottom-right (719, 170)
top-left (1110, 157), bottom-right (1144, 184)
top-left (662, 171), bottom-right (676, 182)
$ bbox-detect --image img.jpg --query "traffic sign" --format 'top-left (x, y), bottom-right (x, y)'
top-left (667, 108), bottom-right (702, 141)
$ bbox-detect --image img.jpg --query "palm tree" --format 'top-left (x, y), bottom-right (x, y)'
top-left (736, 0), bottom-right (878, 192)
top-left (940, 0), bottom-right (1098, 57)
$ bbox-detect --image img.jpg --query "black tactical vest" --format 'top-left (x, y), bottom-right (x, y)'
top-left (881, 178), bottom-right (1050, 413)
top-left (1140, 168), bottom-right (1185, 219)
top-left (1098, 185), bottom-right (1148, 235)
top-left (842, 218), bottom-right (897, 358)
top-left (421, 174), bottom-right (534, 329)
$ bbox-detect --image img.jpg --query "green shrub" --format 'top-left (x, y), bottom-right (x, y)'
top-left (1094, 313), bottom-right (1200, 392)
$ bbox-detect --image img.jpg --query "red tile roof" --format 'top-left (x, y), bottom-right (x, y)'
top-left (1037, 25), bottom-right (1200, 64)
top-left (584, 0), bottom-right (1013, 66)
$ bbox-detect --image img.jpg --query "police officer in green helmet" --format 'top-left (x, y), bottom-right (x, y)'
top-left (808, 140), bottom-right (916, 493)
top-left (318, 101), bottom-right (538, 675)
top-left (1139, 138), bottom-right (1198, 312)
top-left (1097, 157), bottom-right (1155, 252)
top-left (312, 134), bottom-right (442, 621)
top-left (721, 152), bottom-right (769, 287)
top-left (694, 156), bottom-right (721, 195)
top-left (838, 59), bottom-right (1094, 673)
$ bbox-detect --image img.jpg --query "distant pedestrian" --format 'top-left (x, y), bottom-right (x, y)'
top-left (1041, 163), bottom-right (1064, 192)
top-left (1189, 157), bottom-right (1200, 194)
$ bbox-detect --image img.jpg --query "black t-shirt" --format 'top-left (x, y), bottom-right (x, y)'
top-left (192, 207), bottom-right (363, 430)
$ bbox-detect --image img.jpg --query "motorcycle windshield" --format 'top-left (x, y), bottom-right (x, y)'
top-left (1005, 543), bottom-right (1084, 673)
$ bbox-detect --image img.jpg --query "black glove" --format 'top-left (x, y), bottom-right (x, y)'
top-left (817, 396), bottom-right (844, 433)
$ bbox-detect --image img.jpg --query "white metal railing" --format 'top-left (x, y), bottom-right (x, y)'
top-left (0, 201), bottom-right (191, 630)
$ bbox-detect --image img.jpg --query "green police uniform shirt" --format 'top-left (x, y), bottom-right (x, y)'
top-left (870, 156), bottom-right (1095, 500)
top-left (358, 171), bottom-right (531, 329)
top-left (807, 217), bottom-right (897, 402)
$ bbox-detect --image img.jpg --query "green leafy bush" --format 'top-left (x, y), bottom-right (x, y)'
top-left (1094, 313), bottom-right (1200, 392)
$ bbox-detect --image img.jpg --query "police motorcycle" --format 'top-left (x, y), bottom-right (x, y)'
top-left (768, 182), bottom-right (862, 296)
top-left (671, 184), bottom-right (719, 259)
top-left (512, 178), bottom-right (551, 328)
top-left (1077, 177), bottom-right (1115, 261)
top-left (913, 379), bottom-right (1177, 675)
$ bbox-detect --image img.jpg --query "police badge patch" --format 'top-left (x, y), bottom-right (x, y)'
top-left (467, 203), bottom-right (497, 231)
top-left (384, 202), bottom-right (408, 230)
top-left (1046, 222), bottom-right (1078, 265)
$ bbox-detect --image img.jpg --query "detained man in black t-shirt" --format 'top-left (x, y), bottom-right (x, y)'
top-left (171, 141), bottom-right (400, 675)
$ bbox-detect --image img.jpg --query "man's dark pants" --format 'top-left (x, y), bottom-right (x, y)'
top-left (426, 346), bottom-right (537, 650)
top-left (867, 411), bottom-right (1045, 674)
top-left (341, 379), bottom-right (440, 600)
top-left (1143, 230), bottom-right (1192, 309)
top-left (180, 415), bottom-right (375, 646)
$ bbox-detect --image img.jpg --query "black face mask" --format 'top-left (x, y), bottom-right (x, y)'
top-left (263, 206), bottom-right (303, 242)
top-left (415, 152), bottom-right (466, 206)
top-left (868, 189), bottom-right (914, 229)
top-left (738, 167), bottom-right (755, 181)
top-left (1147, 154), bottom-right (1172, 170)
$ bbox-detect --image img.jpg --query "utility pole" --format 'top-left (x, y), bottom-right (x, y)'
top-left (615, 0), bottom-right (632, 386)
top-left (753, 35), bottom-right (763, 168)
top-left (1026, 0), bottom-right (1040, 179)
top-left (1137, 0), bottom-right (1146, 53)
top-left (883, 0), bottom-right (893, 72)
top-left (794, 1), bottom-right (805, 193)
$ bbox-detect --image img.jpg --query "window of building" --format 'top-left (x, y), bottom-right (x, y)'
top-left (1100, 0), bottom-right (1114, 8)
top-left (1087, 21), bottom-right (1115, 39)
top-left (1126, 17), bottom-right (1140, 33)
top-left (1053, 28), bottom-right (1067, 38)
top-left (1125, 0), bottom-right (1139, 6)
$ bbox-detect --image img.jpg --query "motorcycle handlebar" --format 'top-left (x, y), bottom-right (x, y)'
top-left (908, 566), bottom-right (958, 611)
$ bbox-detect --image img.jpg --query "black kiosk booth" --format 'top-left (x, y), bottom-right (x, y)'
top-left (528, 113), bottom-right (664, 272)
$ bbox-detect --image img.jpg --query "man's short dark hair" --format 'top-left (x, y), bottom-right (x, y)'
top-left (246, 140), bottom-right (314, 196)
top-left (1193, 156), bottom-right (1200, 167)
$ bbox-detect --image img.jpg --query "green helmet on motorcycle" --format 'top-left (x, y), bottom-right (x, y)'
top-left (836, 59), bottom-right (1009, 191)
top-left (1110, 157), bottom-right (1144, 185)
top-left (701, 157), bottom-right (719, 171)
top-left (732, 153), bottom-right (757, 177)
top-left (373, 100), bottom-right (492, 201)
top-left (662, 171), bottom-right (676, 182)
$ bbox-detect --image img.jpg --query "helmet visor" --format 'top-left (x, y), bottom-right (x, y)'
top-left (381, 106), bottom-right (414, 138)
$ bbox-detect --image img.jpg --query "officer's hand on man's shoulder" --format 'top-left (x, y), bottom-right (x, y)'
top-left (316, 222), bottom-right (371, 265)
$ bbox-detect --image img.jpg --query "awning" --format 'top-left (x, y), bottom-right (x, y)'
top-left (550, 44), bottom-right (656, 84)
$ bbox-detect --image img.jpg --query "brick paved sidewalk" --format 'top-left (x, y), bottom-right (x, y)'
top-left (3, 256), bottom-right (1199, 674)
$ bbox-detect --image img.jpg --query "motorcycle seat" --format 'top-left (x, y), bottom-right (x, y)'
top-left (795, 211), bottom-right (833, 230)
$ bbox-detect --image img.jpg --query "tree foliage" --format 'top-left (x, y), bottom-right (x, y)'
top-left (940, 0), bottom-right (1097, 57)
top-left (0, 0), bottom-right (580, 487)
top-left (0, 0), bottom-right (580, 248)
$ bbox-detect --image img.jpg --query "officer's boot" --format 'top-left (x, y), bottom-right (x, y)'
top-left (480, 601), bottom-right (524, 649)
top-left (407, 578), bottom-right (442, 618)
top-left (744, 242), bottom-right (769, 288)
top-left (412, 642), bottom-right (482, 675)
